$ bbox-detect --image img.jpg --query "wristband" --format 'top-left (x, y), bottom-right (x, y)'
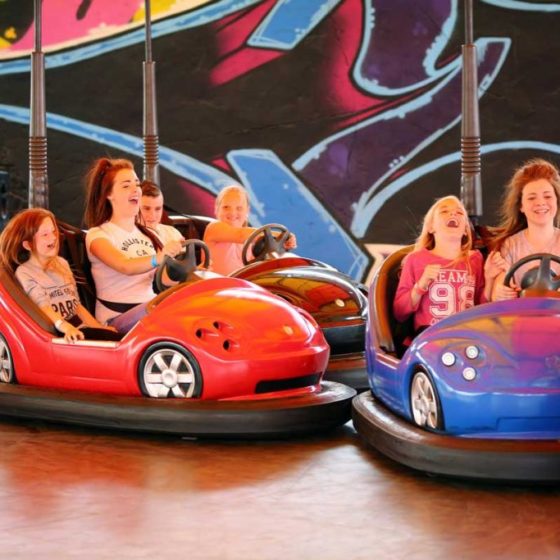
top-left (54, 319), bottom-right (65, 332)
top-left (151, 254), bottom-right (158, 268)
top-left (414, 282), bottom-right (428, 294)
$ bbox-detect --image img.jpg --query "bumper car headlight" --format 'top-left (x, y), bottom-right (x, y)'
top-left (465, 345), bottom-right (479, 360)
top-left (441, 352), bottom-right (456, 367)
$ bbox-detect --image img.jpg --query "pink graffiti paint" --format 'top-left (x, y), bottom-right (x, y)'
top-left (210, 0), bottom-right (281, 86)
top-left (11, 0), bottom-right (141, 51)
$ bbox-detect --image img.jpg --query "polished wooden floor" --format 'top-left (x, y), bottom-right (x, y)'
top-left (0, 417), bottom-right (559, 560)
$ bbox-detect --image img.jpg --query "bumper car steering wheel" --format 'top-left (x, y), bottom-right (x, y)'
top-left (155, 239), bottom-right (210, 292)
top-left (241, 224), bottom-right (291, 266)
top-left (503, 252), bottom-right (560, 298)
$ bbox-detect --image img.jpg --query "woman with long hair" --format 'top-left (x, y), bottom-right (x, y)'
top-left (84, 157), bottom-right (183, 333)
top-left (490, 158), bottom-right (560, 300)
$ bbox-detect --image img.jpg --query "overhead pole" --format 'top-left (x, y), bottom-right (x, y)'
top-left (143, 0), bottom-right (160, 184)
top-left (460, 0), bottom-right (482, 225)
top-left (29, 0), bottom-right (48, 209)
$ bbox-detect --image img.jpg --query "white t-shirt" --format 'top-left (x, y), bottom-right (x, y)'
top-left (85, 222), bottom-right (156, 324)
top-left (153, 223), bottom-right (183, 245)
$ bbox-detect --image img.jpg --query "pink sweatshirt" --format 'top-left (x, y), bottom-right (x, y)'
top-left (393, 248), bottom-right (485, 332)
top-left (205, 240), bottom-right (244, 275)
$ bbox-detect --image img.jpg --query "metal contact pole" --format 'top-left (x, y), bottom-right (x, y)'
top-left (29, 0), bottom-right (48, 208)
top-left (143, 0), bottom-right (160, 184)
top-left (460, 0), bottom-right (482, 223)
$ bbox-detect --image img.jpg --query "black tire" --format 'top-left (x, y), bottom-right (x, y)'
top-left (409, 369), bottom-right (442, 430)
top-left (0, 334), bottom-right (16, 384)
top-left (138, 342), bottom-right (202, 398)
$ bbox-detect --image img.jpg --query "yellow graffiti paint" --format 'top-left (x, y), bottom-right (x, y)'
top-left (4, 27), bottom-right (17, 41)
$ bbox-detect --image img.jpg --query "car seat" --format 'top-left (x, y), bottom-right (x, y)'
top-left (0, 264), bottom-right (56, 334)
top-left (57, 221), bottom-right (97, 315)
top-left (370, 245), bottom-right (414, 358)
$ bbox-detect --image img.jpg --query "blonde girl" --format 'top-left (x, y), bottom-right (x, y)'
top-left (203, 184), bottom-right (297, 275)
top-left (393, 196), bottom-right (499, 333)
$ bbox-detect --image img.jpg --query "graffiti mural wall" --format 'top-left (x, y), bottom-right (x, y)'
top-left (1, 0), bottom-right (559, 280)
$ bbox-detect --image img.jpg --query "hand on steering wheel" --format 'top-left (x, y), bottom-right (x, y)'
top-left (241, 224), bottom-right (291, 266)
top-left (503, 253), bottom-right (560, 298)
top-left (154, 239), bottom-right (210, 292)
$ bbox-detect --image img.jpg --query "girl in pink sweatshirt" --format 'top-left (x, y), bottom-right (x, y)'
top-left (393, 196), bottom-right (501, 333)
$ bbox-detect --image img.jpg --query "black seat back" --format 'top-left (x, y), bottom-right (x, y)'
top-left (371, 245), bottom-right (414, 357)
top-left (57, 221), bottom-right (97, 315)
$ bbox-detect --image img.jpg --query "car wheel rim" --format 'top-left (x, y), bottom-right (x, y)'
top-left (411, 371), bottom-right (438, 429)
top-left (142, 348), bottom-right (197, 398)
top-left (0, 338), bottom-right (13, 383)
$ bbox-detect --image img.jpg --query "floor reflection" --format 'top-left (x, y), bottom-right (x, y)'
top-left (0, 417), bottom-right (558, 559)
